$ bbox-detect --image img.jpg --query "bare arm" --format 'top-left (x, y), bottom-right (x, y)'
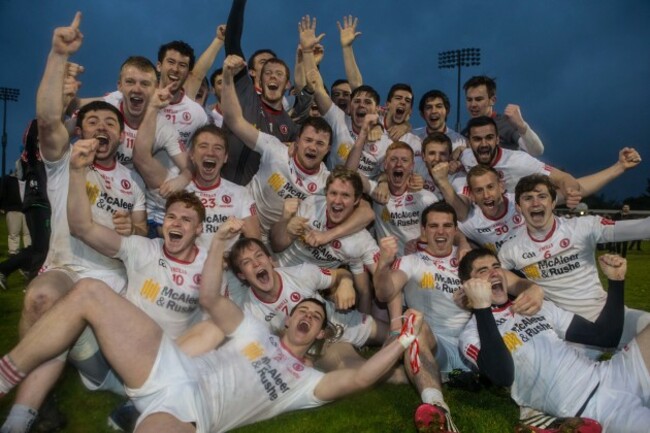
top-left (548, 167), bottom-right (582, 209)
top-left (306, 68), bottom-right (333, 115)
top-left (221, 55), bottom-right (260, 149)
top-left (269, 198), bottom-right (308, 252)
top-left (504, 104), bottom-right (544, 156)
top-left (67, 139), bottom-right (122, 257)
top-left (338, 16), bottom-right (363, 90)
top-left (302, 199), bottom-right (374, 248)
top-left (373, 236), bottom-right (409, 303)
top-left (241, 214), bottom-right (262, 240)
top-left (37, 13), bottom-right (84, 162)
top-left (577, 147), bottom-right (642, 197)
top-left (184, 25), bottom-right (226, 100)
top-left (327, 268), bottom-right (356, 310)
top-left (430, 162), bottom-right (471, 221)
top-left (504, 269), bottom-right (543, 316)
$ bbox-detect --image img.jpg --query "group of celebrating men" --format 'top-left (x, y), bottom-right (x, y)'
top-left (1, 1), bottom-right (649, 432)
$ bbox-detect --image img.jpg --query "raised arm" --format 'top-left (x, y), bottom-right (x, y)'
top-left (199, 219), bottom-right (245, 335)
top-left (548, 167), bottom-right (582, 209)
top-left (184, 24), bottom-right (226, 100)
top-left (344, 114), bottom-right (377, 171)
top-left (503, 104), bottom-right (544, 156)
top-left (306, 67), bottom-right (332, 115)
top-left (37, 12), bottom-right (83, 162)
top-left (302, 199), bottom-right (374, 248)
top-left (269, 198), bottom-right (309, 252)
top-left (224, 0), bottom-right (246, 58)
top-left (576, 147), bottom-right (642, 197)
top-left (327, 268), bottom-right (356, 310)
top-left (67, 139), bottom-right (122, 257)
top-left (373, 236), bottom-right (409, 303)
top-left (298, 16), bottom-right (325, 82)
top-left (221, 55), bottom-right (260, 148)
top-left (337, 15), bottom-right (363, 90)
top-left (430, 162), bottom-right (471, 221)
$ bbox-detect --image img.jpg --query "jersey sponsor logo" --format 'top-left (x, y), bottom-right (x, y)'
top-left (537, 253), bottom-right (580, 278)
top-left (507, 315), bottom-right (553, 344)
top-left (331, 240), bottom-right (341, 249)
top-left (600, 217), bottom-right (615, 226)
top-left (121, 179), bottom-right (131, 190)
top-left (290, 292), bottom-right (301, 302)
top-left (420, 272), bottom-right (435, 289)
top-left (140, 279), bottom-right (161, 302)
top-left (250, 354), bottom-right (291, 401)
top-left (381, 207), bottom-right (391, 222)
top-left (222, 195), bottom-right (232, 204)
top-left (337, 143), bottom-right (352, 160)
top-left (158, 258), bottom-right (167, 268)
top-left (268, 173), bottom-right (309, 200)
top-left (522, 263), bottom-right (541, 279)
top-left (95, 191), bottom-right (135, 213)
top-left (560, 238), bottom-right (570, 248)
top-left (477, 227), bottom-right (492, 234)
top-left (86, 181), bottom-right (100, 205)
top-left (522, 251), bottom-right (536, 259)
top-left (268, 172), bottom-right (287, 192)
top-left (502, 331), bottom-right (523, 352)
top-left (242, 342), bottom-right (265, 361)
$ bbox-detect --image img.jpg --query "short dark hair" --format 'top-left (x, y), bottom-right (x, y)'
top-left (387, 83), bottom-right (413, 107)
top-left (458, 248), bottom-right (497, 282)
top-left (421, 132), bottom-right (452, 156)
top-left (418, 90), bottom-right (450, 115)
top-left (299, 117), bottom-right (333, 147)
top-left (158, 41), bottom-right (196, 70)
top-left (330, 79), bottom-right (350, 93)
top-left (228, 238), bottom-right (272, 276)
top-left (463, 76), bottom-right (497, 98)
top-left (515, 174), bottom-right (558, 204)
top-left (76, 101), bottom-right (124, 132)
top-left (190, 124), bottom-right (229, 154)
top-left (326, 166), bottom-right (364, 200)
top-left (209, 68), bottom-right (223, 89)
top-left (421, 201), bottom-right (458, 227)
top-left (165, 190), bottom-right (205, 223)
top-left (351, 85), bottom-right (380, 106)
top-left (289, 297), bottom-right (328, 330)
top-left (466, 116), bottom-right (498, 137)
top-left (247, 49), bottom-right (277, 71)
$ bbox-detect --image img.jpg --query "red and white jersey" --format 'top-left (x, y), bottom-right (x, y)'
top-left (323, 104), bottom-right (355, 169)
top-left (498, 216), bottom-right (615, 320)
top-left (243, 264), bottom-right (373, 347)
top-left (393, 246), bottom-right (469, 337)
top-left (460, 146), bottom-right (552, 193)
top-left (43, 149), bottom-right (146, 274)
top-left (354, 132), bottom-right (392, 181)
top-left (414, 159), bottom-right (470, 200)
top-left (460, 301), bottom-right (599, 418)
top-left (397, 131), bottom-right (422, 159)
top-left (209, 105), bottom-right (224, 127)
top-left (275, 195), bottom-right (379, 275)
top-left (104, 91), bottom-right (184, 170)
top-left (187, 177), bottom-right (256, 249)
top-left (118, 236), bottom-right (211, 339)
top-left (248, 132), bottom-right (329, 233)
top-left (373, 189), bottom-right (439, 254)
top-left (459, 193), bottom-right (525, 253)
top-left (195, 314), bottom-right (325, 432)
top-left (412, 125), bottom-right (467, 151)
top-left (158, 91), bottom-right (209, 148)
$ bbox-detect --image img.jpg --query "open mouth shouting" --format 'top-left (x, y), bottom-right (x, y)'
top-left (254, 268), bottom-right (271, 286)
top-left (128, 94), bottom-right (145, 112)
top-left (297, 319), bottom-right (311, 333)
top-left (202, 158), bottom-right (217, 174)
top-left (95, 132), bottom-right (109, 149)
top-left (476, 145), bottom-right (493, 163)
top-left (393, 106), bottom-right (407, 123)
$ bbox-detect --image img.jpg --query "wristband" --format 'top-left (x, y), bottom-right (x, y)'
top-left (398, 333), bottom-right (416, 348)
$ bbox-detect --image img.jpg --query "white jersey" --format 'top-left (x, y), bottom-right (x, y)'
top-left (393, 246), bottom-right (469, 337)
top-left (186, 177), bottom-right (256, 249)
top-left (460, 193), bottom-right (525, 253)
top-left (323, 104), bottom-right (355, 169)
top-left (354, 132), bottom-right (392, 180)
top-left (248, 132), bottom-right (329, 233)
top-left (498, 215), bottom-right (615, 321)
top-left (275, 195), bottom-right (379, 275)
top-left (413, 159), bottom-right (469, 201)
top-left (460, 301), bottom-right (600, 418)
top-left (43, 149), bottom-right (146, 275)
top-left (243, 264), bottom-right (373, 347)
top-left (373, 189), bottom-right (438, 254)
top-left (412, 125), bottom-right (467, 151)
top-left (104, 91), bottom-right (184, 170)
top-left (117, 236), bottom-right (209, 339)
top-left (396, 131), bottom-right (422, 159)
top-left (194, 314), bottom-right (325, 432)
top-left (158, 91), bottom-right (209, 148)
top-left (209, 106), bottom-right (224, 127)
top-left (460, 146), bottom-right (551, 193)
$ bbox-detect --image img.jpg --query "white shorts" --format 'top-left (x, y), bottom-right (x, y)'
top-left (40, 266), bottom-right (128, 296)
top-left (125, 336), bottom-right (210, 432)
top-left (582, 339), bottom-right (650, 433)
top-left (435, 333), bottom-right (473, 376)
top-left (327, 307), bottom-right (374, 347)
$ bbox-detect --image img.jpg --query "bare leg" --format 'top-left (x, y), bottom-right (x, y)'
top-left (135, 412), bottom-right (195, 433)
top-left (9, 278), bottom-right (162, 390)
top-left (405, 323), bottom-right (443, 399)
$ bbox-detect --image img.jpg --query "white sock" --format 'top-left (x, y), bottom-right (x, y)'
top-left (0, 355), bottom-right (25, 395)
top-left (421, 388), bottom-right (448, 411)
top-left (0, 405), bottom-right (38, 433)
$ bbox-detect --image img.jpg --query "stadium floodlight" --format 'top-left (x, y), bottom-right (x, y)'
top-left (437, 48), bottom-right (481, 131)
top-left (0, 87), bottom-right (21, 178)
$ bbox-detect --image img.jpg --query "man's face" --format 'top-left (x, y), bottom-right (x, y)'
top-left (469, 124), bottom-right (499, 165)
top-left (260, 62), bottom-right (289, 105)
top-left (250, 52), bottom-right (275, 86)
top-left (212, 73), bottom-right (223, 101)
top-left (284, 301), bottom-right (326, 346)
top-left (469, 172), bottom-right (505, 218)
top-left (331, 82), bottom-right (352, 114)
top-left (384, 148), bottom-right (414, 192)
top-left (421, 211), bottom-right (457, 256)
top-left (326, 179), bottom-right (360, 226)
top-left (349, 91), bottom-right (378, 131)
top-left (386, 90), bottom-right (413, 125)
top-left (190, 132), bottom-right (227, 185)
top-left (465, 85), bottom-right (495, 118)
top-left (516, 184), bottom-right (556, 232)
top-left (422, 141), bottom-right (450, 171)
top-left (469, 255), bottom-right (508, 305)
top-left (421, 97), bottom-right (448, 132)
top-left (117, 66), bottom-right (157, 119)
top-left (622, 205), bottom-right (630, 214)
top-left (78, 109), bottom-right (123, 164)
top-left (235, 243), bottom-right (275, 293)
top-left (294, 126), bottom-right (330, 171)
top-left (157, 49), bottom-right (191, 94)
top-left (161, 202), bottom-right (202, 256)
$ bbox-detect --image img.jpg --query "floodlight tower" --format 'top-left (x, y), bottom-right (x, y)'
top-left (437, 48), bottom-right (481, 132)
top-left (0, 87), bottom-right (21, 177)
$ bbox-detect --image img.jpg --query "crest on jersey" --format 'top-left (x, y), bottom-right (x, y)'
top-left (331, 240), bottom-right (342, 249)
top-left (121, 179), bottom-right (131, 190)
top-left (182, 112), bottom-right (191, 122)
top-left (280, 124), bottom-right (289, 135)
top-left (293, 362), bottom-right (304, 371)
top-left (222, 195), bottom-right (232, 204)
top-left (513, 214), bottom-right (523, 224)
top-left (308, 182), bottom-right (317, 193)
top-left (290, 292), bottom-right (301, 302)
top-left (193, 274), bottom-right (202, 285)
top-left (406, 194), bottom-right (413, 202)
top-left (451, 258), bottom-right (459, 267)
top-left (560, 238), bottom-right (570, 248)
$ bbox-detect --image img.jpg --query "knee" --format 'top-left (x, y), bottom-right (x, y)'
top-left (23, 280), bottom-right (65, 323)
top-left (67, 278), bottom-right (112, 307)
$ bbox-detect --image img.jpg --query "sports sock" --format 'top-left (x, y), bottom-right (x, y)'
top-left (0, 355), bottom-right (25, 396)
top-left (421, 387), bottom-right (448, 411)
top-left (0, 405), bottom-right (38, 433)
